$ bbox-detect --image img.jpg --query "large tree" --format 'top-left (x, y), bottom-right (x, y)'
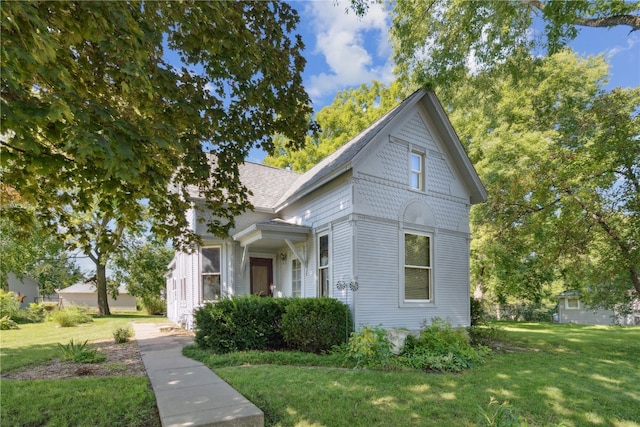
top-left (446, 51), bottom-right (639, 309)
top-left (350, 0), bottom-right (640, 89)
top-left (1, 2), bottom-right (315, 314)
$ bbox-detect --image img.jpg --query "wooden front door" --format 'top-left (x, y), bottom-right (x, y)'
top-left (250, 258), bottom-right (273, 297)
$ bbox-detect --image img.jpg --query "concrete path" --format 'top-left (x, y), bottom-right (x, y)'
top-left (132, 323), bottom-right (264, 427)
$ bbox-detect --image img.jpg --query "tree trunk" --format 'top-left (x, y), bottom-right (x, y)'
top-left (96, 261), bottom-right (111, 315)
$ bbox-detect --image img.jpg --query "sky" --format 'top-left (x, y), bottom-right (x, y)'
top-left (243, 1), bottom-right (639, 162)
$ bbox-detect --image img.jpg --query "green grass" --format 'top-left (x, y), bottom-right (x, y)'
top-left (0, 312), bottom-right (165, 427)
top-left (186, 322), bottom-right (640, 427)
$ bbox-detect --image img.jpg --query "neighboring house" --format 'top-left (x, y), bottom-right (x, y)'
top-left (57, 282), bottom-right (137, 311)
top-left (556, 290), bottom-right (640, 325)
top-left (7, 272), bottom-right (40, 309)
top-left (167, 89), bottom-right (487, 330)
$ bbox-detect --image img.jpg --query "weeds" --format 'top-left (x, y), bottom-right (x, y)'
top-left (58, 339), bottom-right (106, 363)
top-left (113, 326), bottom-right (133, 343)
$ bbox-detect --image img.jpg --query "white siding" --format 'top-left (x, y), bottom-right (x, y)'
top-left (331, 220), bottom-right (352, 305)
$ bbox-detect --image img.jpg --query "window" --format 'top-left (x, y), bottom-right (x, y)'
top-left (318, 234), bottom-right (329, 297)
top-left (404, 233), bottom-right (431, 301)
top-left (180, 278), bottom-right (186, 305)
top-left (565, 298), bottom-right (579, 309)
top-left (292, 259), bottom-right (302, 298)
top-left (202, 247), bottom-right (221, 301)
top-left (410, 152), bottom-right (424, 190)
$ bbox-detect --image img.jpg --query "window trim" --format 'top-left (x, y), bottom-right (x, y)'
top-left (400, 230), bottom-right (434, 307)
top-left (291, 258), bottom-right (302, 298)
top-left (410, 151), bottom-right (425, 191)
top-left (317, 232), bottom-right (330, 297)
top-left (201, 246), bottom-right (222, 302)
top-left (565, 298), bottom-right (579, 310)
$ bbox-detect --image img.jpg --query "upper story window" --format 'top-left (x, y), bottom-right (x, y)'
top-left (410, 152), bottom-right (424, 190)
top-left (404, 232), bottom-right (431, 301)
top-left (202, 247), bottom-right (221, 301)
top-left (292, 259), bottom-right (302, 298)
top-left (318, 233), bottom-right (329, 297)
top-left (565, 298), bottom-right (579, 309)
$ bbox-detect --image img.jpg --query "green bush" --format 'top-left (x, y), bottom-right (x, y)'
top-left (399, 318), bottom-right (488, 372)
top-left (281, 298), bottom-right (352, 353)
top-left (0, 289), bottom-right (20, 319)
top-left (52, 305), bottom-right (94, 327)
top-left (113, 326), bottom-right (134, 344)
top-left (470, 297), bottom-right (486, 325)
top-left (0, 315), bottom-right (19, 330)
top-left (345, 325), bottom-right (393, 369)
top-left (58, 339), bottom-right (106, 363)
top-left (142, 296), bottom-right (165, 315)
top-left (13, 303), bottom-right (48, 324)
top-left (194, 296), bottom-right (289, 353)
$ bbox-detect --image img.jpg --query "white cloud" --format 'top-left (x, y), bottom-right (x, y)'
top-left (302, 1), bottom-right (394, 105)
top-left (605, 34), bottom-right (639, 59)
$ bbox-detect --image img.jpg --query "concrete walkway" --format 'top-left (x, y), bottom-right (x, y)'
top-left (133, 323), bottom-right (264, 427)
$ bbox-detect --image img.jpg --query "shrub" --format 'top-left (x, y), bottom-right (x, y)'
top-left (470, 297), bottom-right (486, 325)
top-left (13, 302), bottom-right (48, 324)
top-left (58, 339), bottom-right (106, 363)
top-left (281, 298), bottom-right (352, 353)
top-left (345, 325), bottom-right (393, 369)
top-left (52, 305), bottom-right (94, 327)
top-left (194, 296), bottom-right (288, 353)
top-left (142, 296), bottom-right (165, 315)
top-left (399, 318), bottom-right (488, 372)
top-left (0, 289), bottom-right (20, 319)
top-left (0, 315), bottom-right (19, 330)
top-left (113, 326), bottom-right (134, 343)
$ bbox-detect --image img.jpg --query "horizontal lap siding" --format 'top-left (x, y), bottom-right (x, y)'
top-left (433, 232), bottom-right (470, 326)
top-left (331, 220), bottom-right (352, 306)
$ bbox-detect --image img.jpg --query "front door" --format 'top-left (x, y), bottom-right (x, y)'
top-left (250, 258), bottom-right (273, 297)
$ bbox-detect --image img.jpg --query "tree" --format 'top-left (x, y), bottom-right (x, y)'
top-left (445, 51), bottom-right (639, 309)
top-left (351, 0), bottom-right (640, 89)
top-left (264, 81), bottom-right (407, 172)
top-left (0, 217), bottom-right (82, 296)
top-left (110, 240), bottom-right (174, 315)
top-left (1, 2), bottom-right (315, 314)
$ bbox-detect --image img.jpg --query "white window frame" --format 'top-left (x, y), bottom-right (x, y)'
top-left (201, 246), bottom-right (221, 302)
top-left (565, 298), bottom-right (579, 310)
top-left (410, 151), bottom-right (424, 191)
top-left (291, 258), bottom-right (302, 298)
top-left (317, 232), bottom-right (330, 297)
top-left (401, 230), bottom-right (433, 305)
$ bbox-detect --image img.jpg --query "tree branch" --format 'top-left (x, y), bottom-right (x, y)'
top-left (524, 0), bottom-right (640, 32)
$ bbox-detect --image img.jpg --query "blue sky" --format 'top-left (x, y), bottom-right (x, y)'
top-left (244, 1), bottom-right (639, 162)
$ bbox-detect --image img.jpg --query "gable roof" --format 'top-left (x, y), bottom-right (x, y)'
top-left (238, 162), bottom-right (300, 209)
top-left (273, 89), bottom-right (487, 210)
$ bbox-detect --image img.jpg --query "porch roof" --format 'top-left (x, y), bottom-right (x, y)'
top-left (232, 219), bottom-right (311, 249)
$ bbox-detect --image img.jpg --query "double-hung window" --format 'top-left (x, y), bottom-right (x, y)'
top-left (318, 234), bottom-right (329, 297)
top-left (565, 298), bottom-right (579, 309)
top-left (292, 259), bottom-right (302, 298)
top-left (410, 152), bottom-right (424, 190)
top-left (404, 232), bottom-right (431, 301)
top-left (202, 247), bottom-right (221, 301)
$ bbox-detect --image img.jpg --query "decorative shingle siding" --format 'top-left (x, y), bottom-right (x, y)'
top-left (395, 112), bottom-right (438, 151)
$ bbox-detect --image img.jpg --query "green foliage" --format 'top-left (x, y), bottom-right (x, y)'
top-left (52, 306), bottom-right (94, 327)
top-left (13, 302), bottom-right (48, 324)
top-left (399, 318), bottom-right (488, 372)
top-left (58, 339), bottom-right (106, 363)
top-left (471, 297), bottom-right (486, 326)
top-left (478, 397), bottom-right (531, 427)
top-left (0, 218), bottom-right (82, 295)
top-left (382, 0), bottom-right (640, 90)
top-left (468, 324), bottom-right (507, 347)
top-left (0, 316), bottom-right (19, 330)
top-left (264, 81), bottom-right (408, 172)
top-left (113, 326), bottom-right (133, 344)
top-left (194, 296), bottom-right (289, 353)
top-left (2, 1), bottom-right (316, 315)
top-left (344, 325), bottom-right (393, 369)
top-left (0, 288), bottom-right (20, 319)
top-left (281, 298), bottom-right (352, 353)
top-left (110, 240), bottom-right (173, 314)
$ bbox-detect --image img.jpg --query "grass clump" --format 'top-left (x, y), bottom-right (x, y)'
top-left (58, 339), bottom-right (106, 363)
top-left (52, 305), bottom-right (94, 327)
top-left (344, 325), bottom-right (393, 369)
top-left (1, 315), bottom-right (19, 330)
top-left (113, 326), bottom-right (134, 343)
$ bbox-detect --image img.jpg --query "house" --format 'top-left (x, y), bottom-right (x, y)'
top-left (7, 272), bottom-right (40, 309)
top-left (557, 290), bottom-right (640, 326)
top-left (57, 282), bottom-right (137, 311)
top-left (167, 89), bottom-right (487, 331)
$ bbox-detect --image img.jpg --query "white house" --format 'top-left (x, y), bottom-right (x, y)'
top-left (7, 272), bottom-right (40, 309)
top-left (557, 290), bottom-right (640, 326)
top-left (167, 89), bottom-right (487, 330)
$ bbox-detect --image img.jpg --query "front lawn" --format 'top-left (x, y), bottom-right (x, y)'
top-left (0, 313), bottom-right (164, 427)
top-left (186, 322), bottom-right (640, 427)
